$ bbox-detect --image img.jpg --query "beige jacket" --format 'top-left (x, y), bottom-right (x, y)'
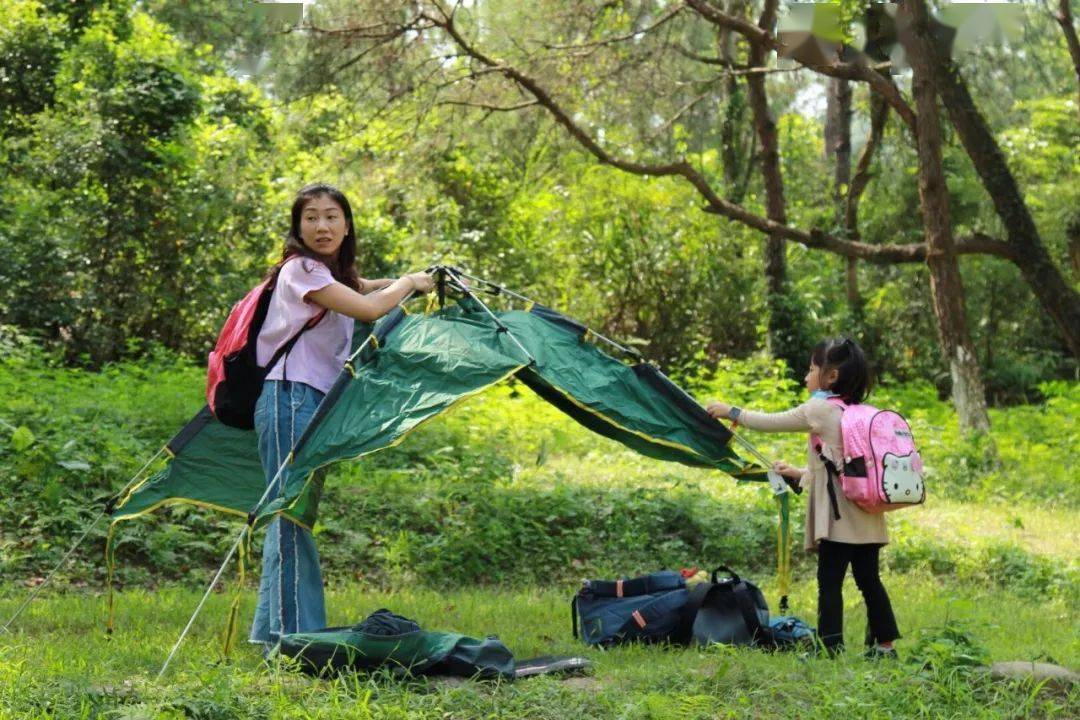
top-left (737, 398), bottom-right (888, 551)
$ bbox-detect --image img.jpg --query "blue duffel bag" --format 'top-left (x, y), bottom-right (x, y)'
top-left (572, 570), bottom-right (690, 646)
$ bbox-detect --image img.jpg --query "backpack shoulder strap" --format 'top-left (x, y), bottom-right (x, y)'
top-left (812, 438), bottom-right (843, 521)
top-left (675, 581), bottom-right (714, 644)
top-left (265, 308), bottom-right (328, 377)
top-left (730, 580), bottom-right (766, 645)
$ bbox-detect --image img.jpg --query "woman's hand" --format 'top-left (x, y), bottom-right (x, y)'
top-left (407, 271), bottom-right (435, 293)
top-left (706, 401), bottom-right (732, 420)
top-left (772, 461), bottom-right (803, 481)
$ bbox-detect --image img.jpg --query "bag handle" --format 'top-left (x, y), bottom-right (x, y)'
top-left (711, 565), bottom-right (740, 584)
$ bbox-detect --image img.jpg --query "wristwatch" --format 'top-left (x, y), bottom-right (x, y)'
top-left (728, 406), bottom-right (742, 421)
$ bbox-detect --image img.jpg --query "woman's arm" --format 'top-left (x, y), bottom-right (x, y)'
top-left (358, 278), bottom-right (395, 294)
top-left (308, 272), bottom-right (433, 322)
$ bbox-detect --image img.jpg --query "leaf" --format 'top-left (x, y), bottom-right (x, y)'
top-left (11, 426), bottom-right (35, 452)
top-left (58, 459), bottom-right (92, 472)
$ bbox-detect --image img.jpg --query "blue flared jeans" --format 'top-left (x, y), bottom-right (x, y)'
top-left (249, 379), bottom-right (327, 644)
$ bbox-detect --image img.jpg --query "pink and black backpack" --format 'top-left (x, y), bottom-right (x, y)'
top-left (206, 266), bottom-right (324, 429)
top-left (811, 396), bottom-right (926, 517)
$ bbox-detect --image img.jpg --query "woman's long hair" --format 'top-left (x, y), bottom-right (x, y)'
top-left (271, 183), bottom-right (361, 291)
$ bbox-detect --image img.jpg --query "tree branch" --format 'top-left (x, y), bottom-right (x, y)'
top-left (669, 43), bottom-right (748, 67)
top-left (438, 99), bottom-right (539, 112)
top-left (803, 60), bottom-right (916, 132)
top-left (685, 1), bottom-right (916, 133)
top-left (684, 0), bottom-right (778, 49)
top-left (422, 3), bottom-right (1017, 267)
top-left (539, 2), bottom-right (686, 52)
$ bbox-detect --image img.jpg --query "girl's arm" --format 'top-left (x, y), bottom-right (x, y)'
top-left (706, 401), bottom-right (812, 433)
top-left (308, 272), bottom-right (433, 322)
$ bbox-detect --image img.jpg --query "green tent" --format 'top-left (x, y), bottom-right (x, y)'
top-left (110, 287), bottom-right (766, 535)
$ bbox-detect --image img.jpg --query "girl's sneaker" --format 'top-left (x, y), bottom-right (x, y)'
top-left (864, 645), bottom-right (898, 660)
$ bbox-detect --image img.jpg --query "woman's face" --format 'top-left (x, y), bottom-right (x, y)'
top-left (299, 195), bottom-right (348, 258)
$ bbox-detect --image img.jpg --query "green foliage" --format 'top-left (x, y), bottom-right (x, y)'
top-left (3, 0), bottom-right (1078, 399)
top-left (1, 355), bottom-right (1076, 603)
top-left (0, 1), bottom-right (67, 128)
top-left (0, 4), bottom-right (282, 365)
top-left (906, 621), bottom-right (991, 673)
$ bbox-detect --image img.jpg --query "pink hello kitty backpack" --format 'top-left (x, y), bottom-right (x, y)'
top-left (811, 396), bottom-right (926, 517)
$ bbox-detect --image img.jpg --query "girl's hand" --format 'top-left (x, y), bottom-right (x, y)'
top-left (408, 271), bottom-right (435, 293)
top-left (706, 401), bottom-right (732, 420)
top-left (772, 461), bottom-right (803, 481)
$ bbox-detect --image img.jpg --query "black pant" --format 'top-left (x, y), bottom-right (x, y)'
top-left (817, 540), bottom-right (899, 650)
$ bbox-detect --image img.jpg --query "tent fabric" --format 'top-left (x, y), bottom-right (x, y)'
top-left (110, 297), bottom-right (764, 530)
top-left (278, 608), bottom-right (517, 678)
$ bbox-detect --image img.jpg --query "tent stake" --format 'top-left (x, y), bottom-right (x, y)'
top-left (1, 445), bottom-right (167, 634)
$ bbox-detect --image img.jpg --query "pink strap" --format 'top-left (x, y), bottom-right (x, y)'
top-left (632, 610), bottom-right (646, 628)
top-left (615, 580), bottom-right (624, 598)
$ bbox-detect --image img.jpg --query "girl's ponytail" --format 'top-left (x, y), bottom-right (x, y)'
top-left (812, 336), bottom-right (871, 403)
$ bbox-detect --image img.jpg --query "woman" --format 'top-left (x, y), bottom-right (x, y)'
top-left (249, 183), bottom-right (434, 649)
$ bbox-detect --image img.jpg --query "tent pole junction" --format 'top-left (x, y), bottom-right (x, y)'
top-left (442, 266), bottom-right (643, 362)
top-left (438, 266), bottom-right (536, 367)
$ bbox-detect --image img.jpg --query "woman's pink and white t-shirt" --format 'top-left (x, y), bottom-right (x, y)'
top-left (256, 256), bottom-right (354, 393)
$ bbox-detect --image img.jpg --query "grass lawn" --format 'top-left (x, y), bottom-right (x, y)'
top-left (1, 573), bottom-right (1076, 719)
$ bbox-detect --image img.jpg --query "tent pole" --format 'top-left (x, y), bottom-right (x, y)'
top-left (447, 267), bottom-right (643, 361)
top-left (0, 445), bottom-right (167, 634)
top-left (155, 527), bottom-right (247, 681)
top-left (441, 266), bottom-right (536, 366)
top-left (155, 458), bottom-right (286, 681)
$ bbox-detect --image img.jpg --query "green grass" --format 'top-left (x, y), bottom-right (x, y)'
top-left (1, 353), bottom-right (1078, 717)
top-left (1, 576), bottom-right (1076, 719)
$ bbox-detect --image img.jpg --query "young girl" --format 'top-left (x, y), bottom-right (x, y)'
top-left (249, 183), bottom-right (435, 649)
top-left (706, 338), bottom-right (899, 658)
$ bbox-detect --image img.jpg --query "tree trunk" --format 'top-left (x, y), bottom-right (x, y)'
top-left (745, 0), bottom-right (807, 372)
top-left (1055, 0), bottom-right (1080, 110)
top-left (923, 22), bottom-right (1080, 359)
top-left (902, 4), bottom-right (992, 435)
top-left (718, 20), bottom-right (743, 197)
top-left (827, 76), bottom-right (860, 311)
